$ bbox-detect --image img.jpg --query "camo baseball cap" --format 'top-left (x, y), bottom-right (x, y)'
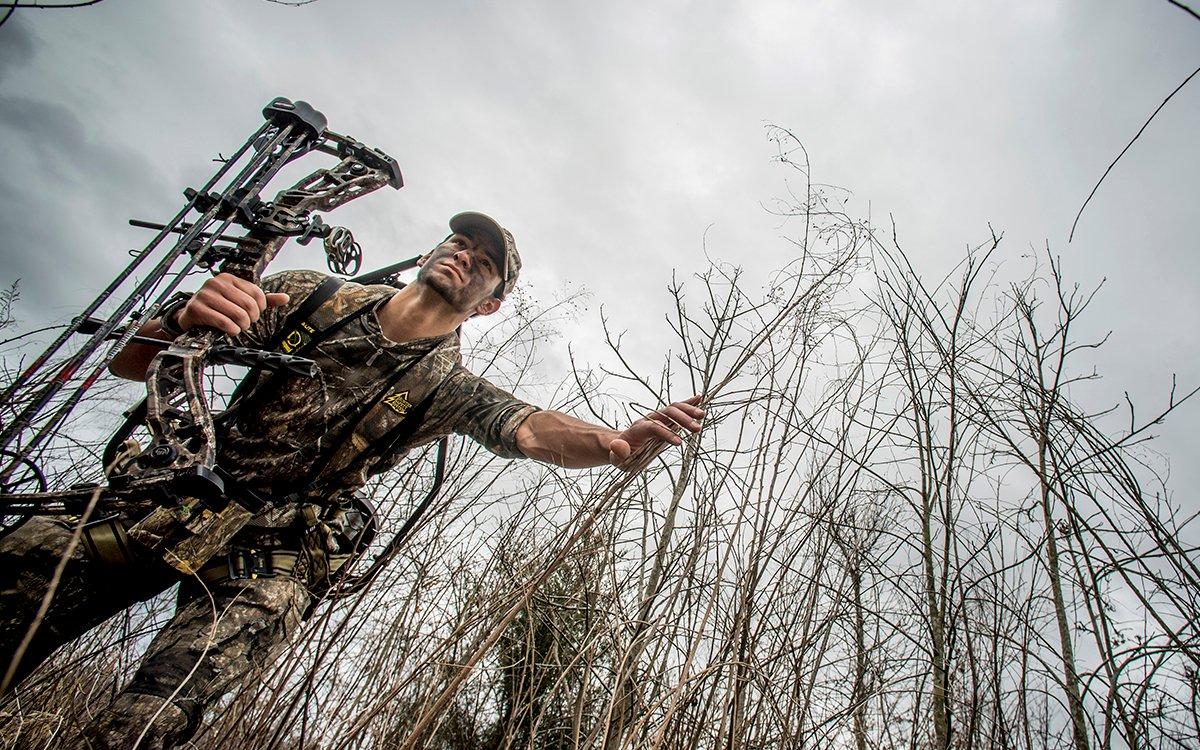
top-left (449, 212), bottom-right (521, 299)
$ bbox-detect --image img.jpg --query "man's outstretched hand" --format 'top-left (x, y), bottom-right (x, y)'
top-left (608, 396), bottom-right (705, 470)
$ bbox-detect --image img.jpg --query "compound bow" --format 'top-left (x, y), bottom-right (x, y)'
top-left (0, 97), bottom-right (409, 575)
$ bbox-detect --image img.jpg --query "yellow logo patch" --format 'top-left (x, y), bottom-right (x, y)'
top-left (383, 390), bottom-right (413, 415)
top-left (280, 330), bottom-right (303, 353)
top-left (279, 323), bottom-right (315, 354)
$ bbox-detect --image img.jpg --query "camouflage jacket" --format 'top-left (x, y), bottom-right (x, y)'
top-left (217, 270), bottom-right (538, 512)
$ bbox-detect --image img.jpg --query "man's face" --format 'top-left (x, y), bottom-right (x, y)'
top-left (416, 231), bottom-right (503, 315)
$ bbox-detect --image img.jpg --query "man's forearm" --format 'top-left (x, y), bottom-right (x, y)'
top-left (108, 318), bottom-right (174, 381)
top-left (516, 410), bottom-right (620, 469)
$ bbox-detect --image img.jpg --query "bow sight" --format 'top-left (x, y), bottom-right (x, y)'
top-left (0, 97), bottom-right (403, 571)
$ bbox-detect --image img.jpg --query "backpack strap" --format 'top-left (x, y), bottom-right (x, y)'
top-left (271, 276), bottom-right (346, 351)
top-left (223, 276), bottom-right (347, 411)
top-left (220, 274), bottom-right (367, 417)
top-left (302, 342), bottom-right (454, 487)
top-left (364, 382), bottom-right (443, 465)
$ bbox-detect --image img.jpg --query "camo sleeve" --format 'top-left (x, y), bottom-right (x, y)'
top-left (424, 365), bottom-right (540, 459)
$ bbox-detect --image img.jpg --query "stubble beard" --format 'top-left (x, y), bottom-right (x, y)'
top-left (417, 262), bottom-right (481, 314)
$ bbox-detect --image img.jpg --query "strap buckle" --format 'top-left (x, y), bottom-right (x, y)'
top-left (227, 547), bottom-right (274, 580)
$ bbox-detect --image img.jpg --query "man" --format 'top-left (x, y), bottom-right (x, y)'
top-left (0, 212), bottom-right (703, 748)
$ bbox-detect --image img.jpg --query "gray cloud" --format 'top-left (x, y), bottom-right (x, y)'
top-left (0, 15), bottom-right (34, 84)
top-left (0, 91), bottom-right (172, 323)
top-left (0, 95), bottom-right (165, 190)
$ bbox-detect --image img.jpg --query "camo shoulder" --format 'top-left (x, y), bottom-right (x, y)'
top-left (316, 279), bottom-right (397, 321)
top-left (417, 364), bottom-right (540, 459)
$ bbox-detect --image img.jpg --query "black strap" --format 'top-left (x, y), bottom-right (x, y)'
top-left (268, 276), bottom-right (346, 351)
top-left (352, 382), bottom-right (442, 472)
top-left (218, 277), bottom-right (384, 423)
top-left (222, 277), bottom-right (345, 411)
top-left (330, 434), bottom-right (449, 599)
top-left (300, 345), bottom-right (444, 486)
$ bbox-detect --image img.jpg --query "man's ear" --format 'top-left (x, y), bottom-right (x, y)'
top-left (473, 297), bottom-right (502, 317)
top-left (416, 252), bottom-right (432, 267)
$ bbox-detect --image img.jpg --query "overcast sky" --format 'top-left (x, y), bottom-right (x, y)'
top-left (0, 0), bottom-right (1197, 497)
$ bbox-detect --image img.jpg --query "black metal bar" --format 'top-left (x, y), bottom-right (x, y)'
top-left (128, 219), bottom-right (251, 245)
top-left (18, 122), bottom-right (311, 460)
top-left (0, 119), bottom-right (272, 427)
top-left (350, 255), bottom-right (422, 286)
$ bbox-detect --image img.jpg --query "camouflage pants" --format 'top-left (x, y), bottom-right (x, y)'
top-left (0, 516), bottom-right (309, 749)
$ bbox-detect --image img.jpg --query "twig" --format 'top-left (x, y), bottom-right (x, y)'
top-left (1166, 0), bottom-right (1200, 23)
top-left (1069, 65), bottom-right (1200, 242)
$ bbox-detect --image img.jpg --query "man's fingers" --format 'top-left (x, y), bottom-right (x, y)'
top-left (655, 405), bottom-right (703, 432)
top-left (608, 438), bottom-right (631, 467)
top-left (188, 313), bottom-right (240, 337)
top-left (209, 274), bottom-right (273, 325)
top-left (609, 436), bottom-right (671, 470)
top-left (608, 396), bottom-right (705, 471)
top-left (675, 397), bottom-right (706, 420)
top-left (187, 290), bottom-right (254, 336)
top-left (180, 274), bottom-right (285, 336)
top-left (227, 274), bottom-right (269, 312)
top-left (646, 402), bottom-right (705, 433)
top-left (211, 292), bottom-right (257, 330)
top-left (638, 419), bottom-right (682, 445)
top-left (224, 279), bottom-right (267, 324)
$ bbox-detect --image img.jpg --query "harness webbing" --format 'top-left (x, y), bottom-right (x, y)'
top-left (220, 277), bottom-right (451, 499)
top-left (298, 344), bottom-right (443, 488)
top-left (219, 276), bottom-right (351, 418)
